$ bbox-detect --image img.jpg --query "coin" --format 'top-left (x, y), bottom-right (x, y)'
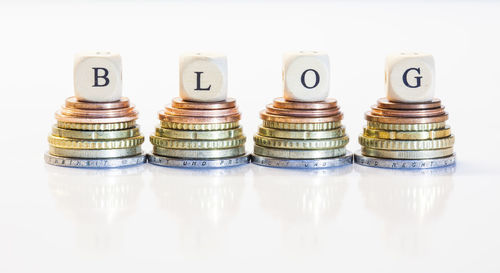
top-left (363, 126), bottom-right (451, 140)
top-left (365, 112), bottom-right (448, 124)
top-left (359, 135), bottom-right (455, 150)
top-left (156, 126), bottom-right (243, 140)
top-left (251, 152), bottom-right (353, 169)
top-left (354, 152), bottom-right (455, 169)
top-left (61, 106), bottom-right (136, 118)
top-left (160, 121), bottom-right (240, 131)
top-left (265, 104), bottom-right (340, 117)
top-left (148, 153), bottom-right (250, 168)
top-left (150, 135), bottom-right (246, 149)
top-left (254, 145), bottom-right (346, 159)
top-left (153, 145), bottom-right (245, 159)
top-left (45, 152), bottom-right (146, 168)
top-left (258, 126), bottom-right (345, 139)
top-left (49, 146), bottom-right (142, 158)
top-left (159, 111), bottom-right (241, 123)
top-left (65, 96), bottom-right (130, 110)
top-left (367, 121), bottom-right (446, 131)
top-left (254, 135), bottom-right (349, 149)
top-left (164, 106), bottom-right (239, 117)
top-left (262, 120), bottom-right (341, 131)
top-left (52, 126), bottom-right (140, 140)
top-left (377, 98), bottom-right (441, 110)
top-left (56, 112), bottom-right (138, 124)
top-left (48, 135), bottom-right (145, 149)
top-left (361, 147), bottom-right (454, 159)
top-left (171, 97), bottom-right (237, 110)
top-left (57, 121), bottom-right (136, 131)
top-left (260, 111), bottom-right (343, 123)
top-left (370, 106), bottom-right (445, 117)
top-left (273, 97), bottom-right (337, 110)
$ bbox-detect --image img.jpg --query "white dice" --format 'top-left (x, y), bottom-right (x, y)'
top-left (179, 53), bottom-right (228, 102)
top-left (283, 51), bottom-right (330, 102)
top-left (385, 53), bottom-right (435, 103)
top-left (73, 52), bottom-right (122, 102)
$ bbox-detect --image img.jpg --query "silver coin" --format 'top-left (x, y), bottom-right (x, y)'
top-left (44, 152), bottom-right (146, 168)
top-left (354, 151), bottom-right (456, 169)
top-left (147, 153), bottom-right (250, 168)
top-left (251, 151), bottom-right (353, 169)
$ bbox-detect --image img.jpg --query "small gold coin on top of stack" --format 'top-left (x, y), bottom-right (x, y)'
top-left (148, 53), bottom-right (249, 168)
top-left (354, 53), bottom-right (456, 169)
top-left (45, 52), bottom-right (146, 168)
top-left (251, 51), bottom-right (352, 169)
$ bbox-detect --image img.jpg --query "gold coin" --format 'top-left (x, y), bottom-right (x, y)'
top-left (153, 145), bottom-right (245, 159)
top-left (258, 126), bottom-right (345, 140)
top-left (49, 146), bottom-right (142, 159)
top-left (254, 145), bottom-right (346, 159)
top-left (363, 126), bottom-right (451, 140)
top-left (56, 121), bottom-right (136, 131)
top-left (359, 135), bottom-right (454, 150)
top-left (366, 121), bottom-right (446, 131)
top-left (48, 135), bottom-right (144, 149)
top-left (155, 126), bottom-right (243, 140)
top-left (254, 135), bottom-right (349, 150)
top-left (150, 135), bottom-right (246, 149)
top-left (361, 147), bottom-right (454, 159)
top-left (52, 126), bottom-right (140, 140)
top-left (262, 120), bottom-right (341, 131)
top-left (160, 121), bottom-right (239, 131)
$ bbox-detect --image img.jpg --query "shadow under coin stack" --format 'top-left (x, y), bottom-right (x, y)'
top-left (252, 52), bottom-right (352, 169)
top-left (148, 53), bottom-right (248, 168)
top-left (355, 53), bottom-right (456, 169)
top-left (45, 52), bottom-right (146, 168)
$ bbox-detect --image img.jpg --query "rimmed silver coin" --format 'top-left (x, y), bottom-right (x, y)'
top-left (44, 152), bottom-right (146, 168)
top-left (251, 151), bottom-right (353, 169)
top-left (147, 153), bottom-right (250, 168)
top-left (354, 151), bottom-right (456, 169)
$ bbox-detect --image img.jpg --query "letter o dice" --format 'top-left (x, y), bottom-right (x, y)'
top-left (179, 53), bottom-right (228, 102)
top-left (73, 52), bottom-right (122, 102)
top-left (283, 52), bottom-right (330, 102)
top-left (386, 53), bottom-right (435, 103)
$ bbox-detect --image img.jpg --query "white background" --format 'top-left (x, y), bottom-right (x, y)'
top-left (0, 1), bottom-right (499, 272)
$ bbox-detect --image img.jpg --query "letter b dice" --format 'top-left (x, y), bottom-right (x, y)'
top-left (179, 53), bottom-right (228, 102)
top-left (74, 52), bottom-right (122, 102)
top-left (386, 53), bottom-right (435, 103)
top-left (283, 51), bottom-right (330, 102)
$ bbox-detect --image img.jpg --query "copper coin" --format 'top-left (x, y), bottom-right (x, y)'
top-left (260, 111), bottom-right (343, 123)
top-left (171, 97), bottom-right (237, 110)
top-left (365, 111), bottom-right (448, 124)
top-left (265, 104), bottom-right (340, 117)
top-left (61, 106), bottom-right (136, 118)
top-left (370, 106), bottom-right (446, 118)
top-left (377, 98), bottom-right (441, 110)
top-left (273, 97), bottom-right (337, 110)
top-left (55, 111), bottom-right (138, 124)
top-left (164, 105), bottom-right (239, 117)
top-left (159, 111), bottom-right (241, 124)
top-left (65, 97), bottom-right (130, 110)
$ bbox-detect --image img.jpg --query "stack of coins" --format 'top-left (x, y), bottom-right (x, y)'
top-left (148, 53), bottom-right (249, 168)
top-left (252, 52), bottom-right (352, 168)
top-left (45, 52), bottom-right (146, 168)
top-left (354, 53), bottom-right (456, 169)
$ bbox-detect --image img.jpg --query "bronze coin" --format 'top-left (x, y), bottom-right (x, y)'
top-left (265, 104), bottom-right (340, 117)
top-left (377, 98), bottom-right (441, 110)
top-left (159, 111), bottom-right (241, 124)
top-left (273, 97), bottom-right (337, 110)
top-left (164, 105), bottom-right (239, 117)
top-left (55, 111), bottom-right (138, 124)
top-left (66, 96), bottom-right (130, 110)
top-left (365, 111), bottom-right (448, 124)
top-left (60, 106), bottom-right (136, 118)
top-left (260, 111), bottom-right (343, 123)
top-left (370, 106), bottom-right (446, 118)
top-left (171, 97), bottom-right (237, 110)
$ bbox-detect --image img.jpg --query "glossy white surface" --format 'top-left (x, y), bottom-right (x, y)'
top-left (0, 1), bottom-right (499, 272)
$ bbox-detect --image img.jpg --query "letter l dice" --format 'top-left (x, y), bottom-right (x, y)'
top-left (74, 52), bottom-right (122, 102)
